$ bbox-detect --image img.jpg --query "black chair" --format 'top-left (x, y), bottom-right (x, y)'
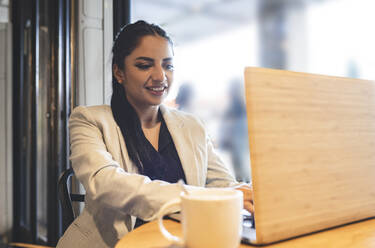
top-left (58, 167), bottom-right (85, 233)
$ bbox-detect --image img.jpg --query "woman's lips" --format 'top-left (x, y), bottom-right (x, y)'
top-left (145, 86), bottom-right (167, 96)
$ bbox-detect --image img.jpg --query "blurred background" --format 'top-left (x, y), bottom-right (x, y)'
top-left (132, 0), bottom-right (375, 182)
top-left (1, 0), bottom-right (374, 246)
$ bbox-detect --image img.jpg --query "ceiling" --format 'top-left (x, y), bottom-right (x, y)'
top-left (131, 0), bottom-right (327, 44)
top-left (131, 0), bottom-right (257, 44)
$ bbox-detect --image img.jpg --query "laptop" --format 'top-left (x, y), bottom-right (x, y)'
top-left (241, 67), bottom-right (375, 245)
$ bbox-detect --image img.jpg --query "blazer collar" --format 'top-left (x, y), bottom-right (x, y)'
top-left (159, 105), bottom-right (184, 128)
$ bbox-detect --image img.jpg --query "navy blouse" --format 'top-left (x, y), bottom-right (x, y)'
top-left (141, 114), bottom-right (187, 183)
top-left (135, 113), bottom-right (186, 228)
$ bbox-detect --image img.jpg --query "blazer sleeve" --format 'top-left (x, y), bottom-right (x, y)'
top-left (69, 106), bottom-right (186, 221)
top-left (205, 133), bottom-right (239, 187)
top-left (187, 115), bottom-right (239, 187)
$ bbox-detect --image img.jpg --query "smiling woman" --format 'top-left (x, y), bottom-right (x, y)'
top-left (114, 34), bottom-right (175, 155)
top-left (110, 21), bottom-right (176, 174)
top-left (56, 20), bottom-right (253, 248)
top-left (113, 35), bottom-right (174, 122)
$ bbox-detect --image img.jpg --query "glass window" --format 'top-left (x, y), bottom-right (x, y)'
top-left (131, 0), bottom-right (375, 183)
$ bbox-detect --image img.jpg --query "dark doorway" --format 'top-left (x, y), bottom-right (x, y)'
top-left (12, 0), bottom-right (72, 245)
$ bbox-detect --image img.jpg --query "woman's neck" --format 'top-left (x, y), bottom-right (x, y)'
top-left (132, 104), bottom-right (160, 128)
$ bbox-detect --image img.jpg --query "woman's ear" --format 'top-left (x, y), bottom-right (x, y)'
top-left (113, 64), bottom-right (125, 83)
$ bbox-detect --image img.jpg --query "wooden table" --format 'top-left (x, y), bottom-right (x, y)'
top-left (116, 218), bottom-right (375, 248)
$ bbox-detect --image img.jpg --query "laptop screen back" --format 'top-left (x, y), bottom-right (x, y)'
top-left (244, 67), bottom-right (375, 244)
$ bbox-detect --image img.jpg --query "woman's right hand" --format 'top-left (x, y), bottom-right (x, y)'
top-left (235, 184), bottom-right (254, 214)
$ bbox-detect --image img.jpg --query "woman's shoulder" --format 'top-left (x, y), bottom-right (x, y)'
top-left (72, 104), bottom-right (111, 114)
top-left (161, 105), bottom-right (205, 129)
top-left (72, 105), bottom-right (112, 115)
top-left (70, 105), bottom-right (114, 125)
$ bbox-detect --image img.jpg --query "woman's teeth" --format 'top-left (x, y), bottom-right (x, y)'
top-left (152, 87), bottom-right (164, 91)
top-left (148, 86), bottom-right (166, 91)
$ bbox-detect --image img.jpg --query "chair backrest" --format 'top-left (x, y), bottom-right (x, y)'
top-left (58, 167), bottom-right (85, 233)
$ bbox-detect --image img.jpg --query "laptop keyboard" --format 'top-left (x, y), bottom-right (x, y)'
top-left (243, 213), bottom-right (255, 229)
top-left (242, 213), bottom-right (256, 244)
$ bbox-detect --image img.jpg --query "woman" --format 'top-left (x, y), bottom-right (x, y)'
top-left (57, 20), bottom-right (253, 248)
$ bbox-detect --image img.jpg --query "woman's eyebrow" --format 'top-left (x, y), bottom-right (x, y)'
top-left (135, 57), bottom-right (154, 62)
top-left (135, 57), bottom-right (173, 62)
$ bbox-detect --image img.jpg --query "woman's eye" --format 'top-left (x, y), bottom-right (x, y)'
top-left (135, 64), bottom-right (152, 70)
top-left (165, 64), bottom-right (174, 71)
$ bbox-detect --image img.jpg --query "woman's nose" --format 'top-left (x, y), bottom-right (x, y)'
top-left (151, 66), bottom-right (166, 82)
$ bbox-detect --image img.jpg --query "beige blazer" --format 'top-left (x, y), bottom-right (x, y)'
top-left (57, 105), bottom-right (238, 248)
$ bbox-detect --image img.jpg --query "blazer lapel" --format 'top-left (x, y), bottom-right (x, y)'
top-left (160, 105), bottom-right (201, 186)
top-left (114, 123), bottom-right (139, 173)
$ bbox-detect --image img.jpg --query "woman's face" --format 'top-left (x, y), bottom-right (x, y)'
top-left (115, 35), bottom-right (174, 110)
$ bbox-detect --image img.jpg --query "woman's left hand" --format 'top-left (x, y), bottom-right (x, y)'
top-left (235, 184), bottom-right (254, 213)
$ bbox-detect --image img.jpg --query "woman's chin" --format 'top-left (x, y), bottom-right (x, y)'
top-left (144, 99), bottom-right (164, 107)
top-left (148, 95), bottom-right (168, 106)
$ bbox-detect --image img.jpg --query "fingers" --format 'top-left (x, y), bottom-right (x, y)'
top-left (234, 184), bottom-right (254, 214)
top-left (235, 185), bottom-right (254, 202)
top-left (242, 188), bottom-right (254, 202)
top-left (244, 200), bottom-right (254, 213)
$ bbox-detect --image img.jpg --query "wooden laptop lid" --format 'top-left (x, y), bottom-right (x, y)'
top-left (244, 67), bottom-right (375, 244)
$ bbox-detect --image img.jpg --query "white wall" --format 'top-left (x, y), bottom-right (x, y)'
top-left (0, 20), bottom-right (13, 242)
top-left (73, 0), bottom-right (113, 210)
top-left (77, 0), bottom-right (113, 106)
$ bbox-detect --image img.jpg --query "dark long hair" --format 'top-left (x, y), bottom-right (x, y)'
top-left (111, 20), bottom-right (172, 173)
